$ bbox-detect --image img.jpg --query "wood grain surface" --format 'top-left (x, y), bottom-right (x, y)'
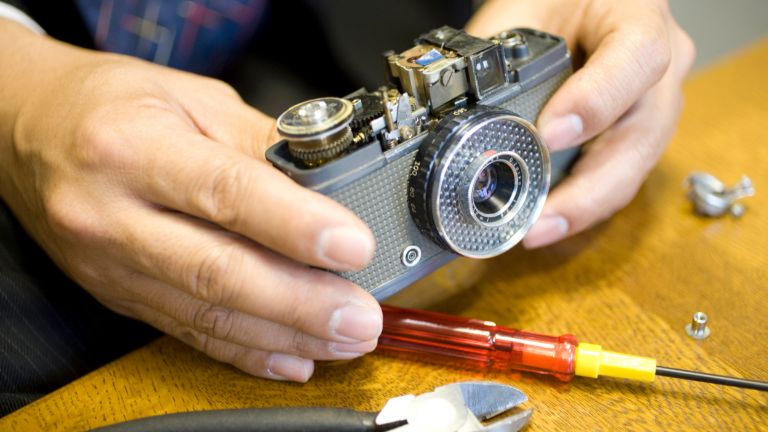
top-left (3, 40), bottom-right (768, 431)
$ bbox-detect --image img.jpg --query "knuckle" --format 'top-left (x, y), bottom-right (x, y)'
top-left (192, 304), bottom-right (236, 341)
top-left (175, 325), bottom-right (211, 354)
top-left (287, 331), bottom-right (311, 357)
top-left (564, 178), bottom-right (611, 231)
top-left (281, 291), bottom-right (312, 331)
top-left (74, 118), bottom-right (129, 170)
top-left (206, 77), bottom-right (242, 100)
top-left (630, 31), bottom-right (672, 82)
top-left (44, 188), bottom-right (99, 241)
top-left (571, 175), bottom-right (641, 230)
top-left (275, 273), bottom-right (318, 333)
top-left (196, 160), bottom-right (251, 229)
top-left (188, 243), bottom-right (244, 305)
top-left (576, 84), bottom-right (614, 132)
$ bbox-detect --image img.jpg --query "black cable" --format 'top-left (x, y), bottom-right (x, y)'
top-left (656, 366), bottom-right (768, 391)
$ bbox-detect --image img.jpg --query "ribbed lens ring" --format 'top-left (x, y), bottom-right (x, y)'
top-left (408, 105), bottom-right (550, 258)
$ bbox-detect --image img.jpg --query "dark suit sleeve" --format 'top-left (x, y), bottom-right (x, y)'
top-left (0, 202), bottom-right (160, 416)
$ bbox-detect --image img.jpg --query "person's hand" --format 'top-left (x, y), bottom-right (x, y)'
top-left (0, 22), bottom-right (381, 382)
top-left (466, 0), bottom-right (695, 248)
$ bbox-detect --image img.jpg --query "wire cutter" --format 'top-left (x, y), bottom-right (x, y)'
top-left (93, 381), bottom-right (531, 432)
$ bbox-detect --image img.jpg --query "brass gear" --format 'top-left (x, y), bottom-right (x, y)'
top-left (288, 127), bottom-right (353, 167)
top-left (350, 94), bottom-right (385, 130)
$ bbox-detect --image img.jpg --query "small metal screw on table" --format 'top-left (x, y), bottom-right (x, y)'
top-left (685, 312), bottom-right (711, 340)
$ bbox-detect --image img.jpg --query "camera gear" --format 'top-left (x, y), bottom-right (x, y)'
top-left (268, 26), bottom-right (579, 299)
top-left (276, 97), bottom-right (355, 167)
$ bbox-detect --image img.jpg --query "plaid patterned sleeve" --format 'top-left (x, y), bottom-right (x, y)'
top-left (74, 0), bottom-right (268, 75)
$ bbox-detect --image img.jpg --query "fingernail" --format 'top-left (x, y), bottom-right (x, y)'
top-left (330, 301), bottom-right (382, 343)
top-left (540, 114), bottom-right (583, 151)
top-left (318, 227), bottom-right (375, 271)
top-left (267, 353), bottom-right (314, 382)
top-left (523, 215), bottom-right (569, 249)
top-left (330, 339), bottom-right (378, 359)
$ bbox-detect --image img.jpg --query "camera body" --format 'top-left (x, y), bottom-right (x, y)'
top-left (267, 26), bottom-right (578, 299)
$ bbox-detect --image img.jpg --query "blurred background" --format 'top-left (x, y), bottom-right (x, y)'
top-left (671, 0), bottom-right (767, 70)
top-left (235, 0), bottom-right (768, 116)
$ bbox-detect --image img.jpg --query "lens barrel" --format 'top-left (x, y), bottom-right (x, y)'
top-left (408, 106), bottom-right (550, 258)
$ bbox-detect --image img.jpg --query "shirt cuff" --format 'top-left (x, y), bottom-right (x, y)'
top-left (0, 2), bottom-right (44, 34)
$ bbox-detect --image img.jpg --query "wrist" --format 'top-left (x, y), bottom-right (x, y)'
top-left (0, 20), bottom-right (110, 198)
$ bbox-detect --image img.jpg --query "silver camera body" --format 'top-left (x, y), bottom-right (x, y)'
top-left (267, 27), bottom-right (578, 300)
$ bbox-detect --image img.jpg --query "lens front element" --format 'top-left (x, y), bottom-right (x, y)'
top-left (467, 151), bottom-right (528, 225)
top-left (473, 165), bottom-right (498, 203)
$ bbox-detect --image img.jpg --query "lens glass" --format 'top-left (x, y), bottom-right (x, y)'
top-left (473, 166), bottom-right (498, 203)
top-left (472, 159), bottom-right (518, 218)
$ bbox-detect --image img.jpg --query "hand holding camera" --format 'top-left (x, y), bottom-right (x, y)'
top-left (467, 0), bottom-right (695, 247)
top-left (0, 25), bottom-right (379, 384)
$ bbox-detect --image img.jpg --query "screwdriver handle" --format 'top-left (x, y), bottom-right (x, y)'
top-left (378, 304), bottom-right (578, 381)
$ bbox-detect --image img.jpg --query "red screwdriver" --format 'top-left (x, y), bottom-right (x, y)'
top-left (377, 304), bottom-right (768, 391)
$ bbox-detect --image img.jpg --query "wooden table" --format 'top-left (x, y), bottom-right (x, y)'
top-left (4, 40), bottom-right (768, 432)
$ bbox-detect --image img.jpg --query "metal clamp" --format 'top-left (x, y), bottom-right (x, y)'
top-left (378, 381), bottom-right (531, 432)
top-left (685, 172), bottom-right (755, 217)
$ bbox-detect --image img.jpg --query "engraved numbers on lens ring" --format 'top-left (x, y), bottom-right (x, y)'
top-left (401, 245), bottom-right (422, 267)
top-left (410, 160), bottom-right (421, 177)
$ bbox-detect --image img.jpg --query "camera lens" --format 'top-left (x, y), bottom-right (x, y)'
top-left (408, 106), bottom-right (549, 258)
top-left (472, 158), bottom-right (520, 219)
top-left (473, 165), bottom-right (498, 203)
top-left (466, 152), bottom-right (528, 226)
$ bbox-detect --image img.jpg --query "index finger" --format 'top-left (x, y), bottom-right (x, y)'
top-left (128, 117), bottom-right (375, 272)
top-left (537, 2), bottom-right (672, 151)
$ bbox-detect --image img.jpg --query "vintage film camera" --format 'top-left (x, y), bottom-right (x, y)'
top-left (267, 26), bottom-right (579, 299)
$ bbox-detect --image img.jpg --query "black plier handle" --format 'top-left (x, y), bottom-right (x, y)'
top-left (93, 407), bottom-right (405, 432)
top-left (92, 381), bottom-right (530, 432)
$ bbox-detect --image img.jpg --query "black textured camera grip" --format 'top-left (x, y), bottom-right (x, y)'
top-left (407, 105), bottom-right (518, 250)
